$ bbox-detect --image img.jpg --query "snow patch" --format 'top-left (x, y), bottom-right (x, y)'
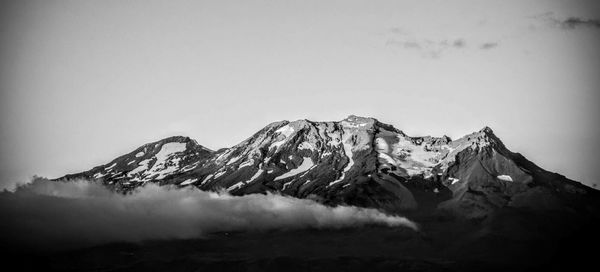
top-left (275, 125), bottom-right (295, 138)
top-left (200, 174), bottom-right (213, 185)
top-left (213, 171), bottom-right (226, 179)
top-left (449, 177), bottom-right (460, 185)
top-left (375, 138), bottom-right (389, 152)
top-left (326, 129), bottom-right (342, 147)
top-left (374, 133), bottom-right (449, 177)
top-left (215, 149), bottom-right (233, 162)
top-left (282, 180), bottom-right (293, 190)
top-left (378, 153), bottom-right (396, 165)
top-left (328, 130), bottom-right (355, 187)
top-left (247, 169), bottom-right (264, 184)
top-left (274, 158), bottom-right (314, 181)
top-left (229, 169), bottom-right (264, 191)
top-left (227, 181), bottom-right (245, 191)
top-left (93, 172), bottom-right (106, 179)
top-left (298, 142), bottom-right (315, 151)
top-left (146, 142), bottom-right (187, 180)
top-left (128, 159), bottom-right (151, 176)
top-left (497, 175), bottom-right (513, 182)
top-left (135, 152), bottom-right (144, 158)
top-left (180, 162), bottom-right (199, 172)
top-left (270, 140), bottom-right (286, 150)
top-left (238, 159), bottom-right (254, 168)
top-left (226, 155), bottom-right (242, 165)
top-left (180, 178), bottom-right (198, 186)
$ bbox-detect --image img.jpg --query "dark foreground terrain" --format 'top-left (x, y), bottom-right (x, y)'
top-left (2, 208), bottom-right (598, 272)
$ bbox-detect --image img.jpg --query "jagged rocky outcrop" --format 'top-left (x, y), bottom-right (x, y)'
top-left (57, 116), bottom-right (598, 219)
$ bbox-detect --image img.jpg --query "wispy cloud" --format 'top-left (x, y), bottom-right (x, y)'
top-left (480, 42), bottom-right (498, 50)
top-left (534, 12), bottom-right (600, 30)
top-left (385, 28), bottom-right (498, 58)
top-left (385, 37), bottom-right (467, 58)
top-left (559, 17), bottom-right (600, 29)
top-left (453, 39), bottom-right (466, 48)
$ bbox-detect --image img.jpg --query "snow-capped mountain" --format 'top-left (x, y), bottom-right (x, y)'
top-left (57, 116), bottom-right (598, 218)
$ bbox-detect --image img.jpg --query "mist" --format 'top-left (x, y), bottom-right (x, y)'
top-left (0, 178), bottom-right (417, 250)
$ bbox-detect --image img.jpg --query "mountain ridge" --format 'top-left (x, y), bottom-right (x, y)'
top-left (56, 115), bottom-right (598, 219)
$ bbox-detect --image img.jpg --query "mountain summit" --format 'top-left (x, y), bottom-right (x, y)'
top-left (57, 116), bottom-right (598, 219)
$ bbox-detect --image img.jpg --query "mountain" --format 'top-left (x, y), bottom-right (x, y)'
top-left (57, 115), bottom-right (599, 219)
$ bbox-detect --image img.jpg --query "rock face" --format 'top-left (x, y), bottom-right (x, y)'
top-left (57, 116), bottom-right (599, 218)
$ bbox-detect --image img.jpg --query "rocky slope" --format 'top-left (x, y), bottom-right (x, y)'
top-left (57, 116), bottom-right (598, 218)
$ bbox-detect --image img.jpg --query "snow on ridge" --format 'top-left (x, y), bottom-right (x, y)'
top-left (270, 140), bottom-right (286, 150)
top-left (126, 143), bottom-right (187, 181)
top-left (215, 149), bottom-right (233, 162)
top-left (298, 142), bottom-right (315, 151)
top-left (228, 169), bottom-right (264, 191)
top-left (135, 152), bottom-right (144, 158)
top-left (154, 143), bottom-right (187, 164)
top-left (214, 170), bottom-right (226, 179)
top-left (394, 136), bottom-right (438, 167)
top-left (269, 123), bottom-right (299, 151)
top-left (275, 125), bottom-right (295, 138)
top-left (227, 181), bottom-right (245, 191)
top-left (321, 151), bottom-right (332, 158)
top-left (104, 163), bottom-right (117, 170)
top-left (326, 130), bottom-right (342, 146)
top-left (239, 159), bottom-right (254, 168)
top-left (180, 161), bottom-right (200, 172)
top-left (328, 130), bottom-right (355, 187)
top-left (374, 131), bottom-right (451, 177)
top-left (247, 169), bottom-right (264, 183)
top-left (180, 178), bottom-right (198, 186)
top-left (128, 159), bottom-right (151, 176)
top-left (282, 180), bottom-right (293, 190)
top-left (341, 117), bottom-right (370, 128)
top-left (146, 142), bottom-right (188, 180)
top-left (200, 174), bottom-right (214, 185)
top-left (93, 172), bottom-right (107, 179)
top-left (341, 137), bottom-right (355, 175)
top-left (274, 158), bottom-right (314, 181)
top-left (378, 152), bottom-right (396, 165)
top-left (497, 175), bottom-right (513, 182)
top-left (226, 155), bottom-right (242, 165)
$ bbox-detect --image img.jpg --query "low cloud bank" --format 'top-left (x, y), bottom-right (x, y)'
top-left (0, 178), bottom-right (417, 250)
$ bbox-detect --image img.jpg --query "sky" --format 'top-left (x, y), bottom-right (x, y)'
top-left (1, 0), bottom-right (599, 190)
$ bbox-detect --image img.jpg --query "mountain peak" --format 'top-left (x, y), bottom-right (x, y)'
top-left (479, 126), bottom-right (494, 134)
top-left (450, 125), bottom-right (505, 151)
top-left (155, 135), bottom-right (194, 144)
top-left (343, 115), bottom-right (377, 123)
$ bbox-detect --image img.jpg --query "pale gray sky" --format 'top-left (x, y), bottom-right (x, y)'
top-left (1, 0), bottom-right (599, 190)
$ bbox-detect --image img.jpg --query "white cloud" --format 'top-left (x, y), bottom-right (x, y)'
top-left (0, 178), bottom-right (418, 250)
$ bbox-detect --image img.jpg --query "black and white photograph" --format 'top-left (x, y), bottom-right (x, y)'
top-left (1, 1), bottom-right (599, 271)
